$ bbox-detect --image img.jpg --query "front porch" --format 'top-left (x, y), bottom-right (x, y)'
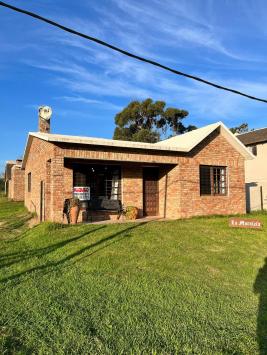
top-left (86, 215), bottom-right (168, 225)
top-left (64, 159), bottom-right (176, 223)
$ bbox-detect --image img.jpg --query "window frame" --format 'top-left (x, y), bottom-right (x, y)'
top-left (200, 165), bottom-right (227, 196)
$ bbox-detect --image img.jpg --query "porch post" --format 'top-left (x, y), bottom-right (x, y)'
top-left (50, 152), bottom-right (65, 222)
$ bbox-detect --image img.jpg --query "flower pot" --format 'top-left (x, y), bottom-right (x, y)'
top-left (70, 205), bottom-right (80, 224)
top-left (125, 206), bottom-right (138, 220)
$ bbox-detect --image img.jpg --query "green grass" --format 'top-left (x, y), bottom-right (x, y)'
top-left (1, 197), bottom-right (267, 354)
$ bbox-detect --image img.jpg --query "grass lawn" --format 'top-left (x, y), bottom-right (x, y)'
top-left (1, 197), bottom-right (267, 354)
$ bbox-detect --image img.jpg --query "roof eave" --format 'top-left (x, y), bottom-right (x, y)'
top-left (220, 122), bottom-right (254, 160)
top-left (21, 134), bottom-right (33, 169)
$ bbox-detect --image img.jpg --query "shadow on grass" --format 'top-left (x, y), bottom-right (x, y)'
top-left (0, 222), bottom-right (147, 284)
top-left (254, 257), bottom-right (267, 355)
top-left (0, 326), bottom-right (33, 355)
top-left (0, 214), bottom-right (33, 241)
top-left (0, 225), bottom-right (107, 268)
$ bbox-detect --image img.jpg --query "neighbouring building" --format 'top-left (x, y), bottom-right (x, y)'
top-left (237, 128), bottom-right (267, 211)
top-left (4, 159), bottom-right (25, 201)
top-left (18, 109), bottom-right (252, 223)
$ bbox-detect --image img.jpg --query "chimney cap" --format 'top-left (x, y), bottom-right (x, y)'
top-left (38, 106), bottom-right (52, 121)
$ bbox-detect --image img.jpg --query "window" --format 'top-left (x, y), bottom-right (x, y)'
top-left (28, 172), bottom-right (31, 192)
top-left (73, 165), bottom-right (121, 200)
top-left (248, 145), bottom-right (257, 156)
top-left (200, 165), bottom-right (227, 196)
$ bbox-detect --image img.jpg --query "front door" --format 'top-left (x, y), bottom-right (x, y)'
top-left (143, 168), bottom-right (159, 216)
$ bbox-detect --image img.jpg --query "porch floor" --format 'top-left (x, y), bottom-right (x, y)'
top-left (83, 216), bottom-right (168, 225)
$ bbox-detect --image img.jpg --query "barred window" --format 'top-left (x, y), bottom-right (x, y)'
top-left (200, 165), bottom-right (227, 196)
top-left (28, 172), bottom-right (31, 193)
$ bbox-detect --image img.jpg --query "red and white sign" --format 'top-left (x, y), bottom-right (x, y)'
top-left (229, 218), bottom-right (262, 229)
top-left (73, 186), bottom-right (90, 201)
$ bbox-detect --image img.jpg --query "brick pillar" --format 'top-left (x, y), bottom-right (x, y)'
top-left (159, 167), bottom-right (168, 217)
top-left (165, 164), bottom-right (181, 219)
top-left (50, 154), bottom-right (64, 222)
top-left (64, 164), bottom-right (73, 199)
top-left (122, 165), bottom-right (143, 217)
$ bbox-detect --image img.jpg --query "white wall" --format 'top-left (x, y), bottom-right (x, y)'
top-left (245, 143), bottom-right (267, 211)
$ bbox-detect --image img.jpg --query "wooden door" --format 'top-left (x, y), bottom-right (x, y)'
top-left (143, 168), bottom-right (159, 216)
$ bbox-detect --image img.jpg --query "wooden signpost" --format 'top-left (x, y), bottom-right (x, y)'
top-left (229, 217), bottom-right (262, 229)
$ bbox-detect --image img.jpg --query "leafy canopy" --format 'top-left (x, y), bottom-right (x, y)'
top-left (113, 98), bottom-right (196, 143)
top-left (229, 123), bottom-right (250, 134)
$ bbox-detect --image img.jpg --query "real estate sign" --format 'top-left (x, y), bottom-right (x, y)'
top-left (73, 186), bottom-right (90, 201)
top-left (229, 218), bottom-right (262, 229)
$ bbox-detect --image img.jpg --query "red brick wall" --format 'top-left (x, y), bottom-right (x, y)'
top-left (160, 165), bottom-right (181, 219)
top-left (122, 165), bottom-right (143, 217)
top-left (8, 166), bottom-right (25, 201)
top-left (24, 137), bottom-right (55, 219)
top-left (61, 144), bottom-right (179, 164)
top-left (177, 131), bottom-right (246, 218)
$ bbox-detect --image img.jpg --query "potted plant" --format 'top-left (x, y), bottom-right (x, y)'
top-left (125, 206), bottom-right (138, 220)
top-left (69, 198), bottom-right (81, 224)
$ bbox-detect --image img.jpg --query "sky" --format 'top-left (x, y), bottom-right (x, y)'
top-left (1, 0), bottom-right (267, 172)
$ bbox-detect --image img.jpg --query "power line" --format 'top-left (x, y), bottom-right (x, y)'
top-left (0, 1), bottom-right (267, 104)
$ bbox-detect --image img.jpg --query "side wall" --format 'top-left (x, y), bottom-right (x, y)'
top-left (24, 137), bottom-right (55, 220)
top-left (8, 166), bottom-right (25, 201)
top-left (244, 142), bottom-right (267, 211)
top-left (177, 131), bottom-right (246, 218)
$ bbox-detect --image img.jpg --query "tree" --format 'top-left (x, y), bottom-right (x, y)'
top-left (113, 98), bottom-right (195, 143)
top-left (230, 123), bottom-right (249, 134)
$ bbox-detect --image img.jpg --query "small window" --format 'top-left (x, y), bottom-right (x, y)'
top-left (248, 145), bottom-right (257, 156)
top-left (200, 165), bottom-right (227, 196)
top-left (28, 172), bottom-right (31, 192)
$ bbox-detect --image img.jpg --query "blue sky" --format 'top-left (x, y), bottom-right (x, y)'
top-left (1, 0), bottom-right (267, 172)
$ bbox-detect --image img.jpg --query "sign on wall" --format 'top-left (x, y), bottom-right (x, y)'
top-left (73, 186), bottom-right (90, 201)
top-left (229, 217), bottom-right (262, 229)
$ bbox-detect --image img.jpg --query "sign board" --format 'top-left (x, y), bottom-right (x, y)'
top-left (73, 186), bottom-right (90, 201)
top-left (229, 217), bottom-right (262, 229)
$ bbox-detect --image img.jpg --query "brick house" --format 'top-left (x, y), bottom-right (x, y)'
top-left (20, 112), bottom-right (253, 223)
top-left (4, 159), bottom-right (25, 201)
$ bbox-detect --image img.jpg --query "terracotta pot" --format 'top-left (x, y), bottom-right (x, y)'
top-left (70, 206), bottom-right (80, 224)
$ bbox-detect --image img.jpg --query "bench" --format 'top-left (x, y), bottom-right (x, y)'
top-left (87, 198), bottom-right (123, 221)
